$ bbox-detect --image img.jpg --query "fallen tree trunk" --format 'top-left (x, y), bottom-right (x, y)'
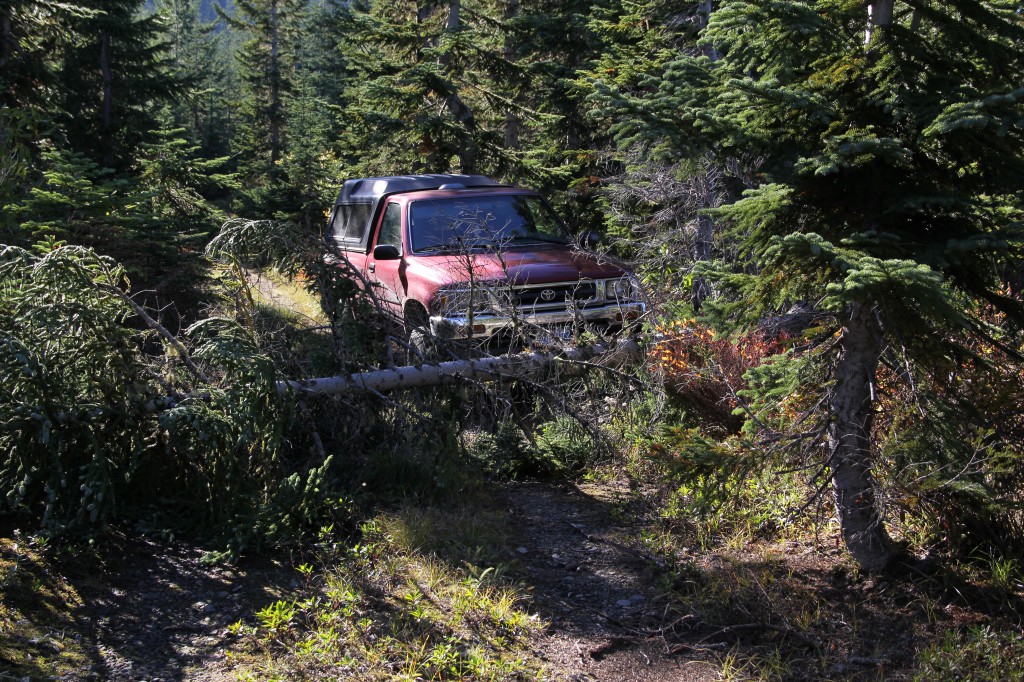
top-left (279, 339), bottom-right (644, 396)
top-left (122, 340), bottom-right (643, 418)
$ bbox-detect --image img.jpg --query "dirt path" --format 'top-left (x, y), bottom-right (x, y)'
top-left (12, 478), bottom-right (993, 680)
top-left (55, 539), bottom-right (294, 681)
top-left (501, 481), bottom-right (716, 682)
top-left (9, 481), bottom-right (716, 681)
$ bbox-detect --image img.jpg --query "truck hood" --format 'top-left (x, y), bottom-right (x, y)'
top-left (408, 246), bottom-right (631, 287)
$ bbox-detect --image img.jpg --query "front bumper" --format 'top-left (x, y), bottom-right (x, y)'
top-left (429, 301), bottom-right (646, 340)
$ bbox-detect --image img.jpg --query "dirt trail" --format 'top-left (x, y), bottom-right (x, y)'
top-left (16, 481), bottom-right (714, 681)
top-left (502, 481), bottom-right (716, 682)
top-left (58, 540), bottom-right (292, 681)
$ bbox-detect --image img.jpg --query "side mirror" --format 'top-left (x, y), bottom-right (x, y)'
top-left (578, 230), bottom-right (600, 249)
top-left (373, 244), bottom-right (401, 260)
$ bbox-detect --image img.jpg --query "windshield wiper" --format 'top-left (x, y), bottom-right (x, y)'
top-left (506, 234), bottom-right (567, 245)
top-left (416, 243), bottom-right (458, 254)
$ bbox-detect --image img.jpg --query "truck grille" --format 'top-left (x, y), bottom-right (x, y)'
top-left (512, 281), bottom-right (597, 309)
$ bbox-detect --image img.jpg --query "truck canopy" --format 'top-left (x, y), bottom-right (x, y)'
top-left (327, 174), bottom-right (502, 252)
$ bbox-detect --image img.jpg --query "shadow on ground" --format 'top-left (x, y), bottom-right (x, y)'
top-left (0, 532), bottom-right (296, 682)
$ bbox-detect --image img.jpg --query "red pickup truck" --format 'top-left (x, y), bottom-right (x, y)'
top-left (325, 174), bottom-right (644, 352)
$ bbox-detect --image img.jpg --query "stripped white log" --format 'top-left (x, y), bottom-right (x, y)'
top-left (41, 341), bottom-right (645, 425)
top-left (279, 339), bottom-right (643, 396)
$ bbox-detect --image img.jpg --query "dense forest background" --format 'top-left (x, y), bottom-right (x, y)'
top-left (2, 0), bottom-right (1024, 580)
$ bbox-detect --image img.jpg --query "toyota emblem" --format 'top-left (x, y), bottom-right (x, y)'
top-left (540, 289), bottom-right (557, 302)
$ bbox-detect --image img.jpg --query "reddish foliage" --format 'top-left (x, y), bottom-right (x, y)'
top-left (650, 320), bottom-right (789, 430)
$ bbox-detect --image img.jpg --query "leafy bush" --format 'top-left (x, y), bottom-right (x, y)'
top-left (640, 425), bottom-right (806, 544)
top-left (466, 421), bottom-right (562, 480)
top-left (466, 417), bottom-right (601, 481)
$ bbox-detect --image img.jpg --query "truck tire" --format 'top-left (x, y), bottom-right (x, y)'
top-left (405, 305), bottom-right (438, 362)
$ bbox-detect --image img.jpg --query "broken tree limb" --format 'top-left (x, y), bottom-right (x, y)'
top-left (97, 283), bottom-right (213, 384)
top-left (278, 339), bottom-right (644, 397)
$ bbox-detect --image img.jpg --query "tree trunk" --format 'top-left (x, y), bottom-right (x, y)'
top-left (1, 12), bottom-right (11, 69)
top-left (99, 32), bottom-right (114, 167)
top-left (691, 213), bottom-right (714, 310)
top-left (269, 0), bottom-right (281, 166)
top-left (829, 301), bottom-right (895, 572)
top-left (503, 0), bottom-right (520, 149)
top-left (697, 0), bottom-right (720, 61)
top-left (278, 340), bottom-right (642, 397)
top-left (443, 0), bottom-right (476, 172)
top-left (865, 0), bottom-right (894, 44)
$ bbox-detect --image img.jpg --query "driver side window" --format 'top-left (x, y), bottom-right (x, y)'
top-left (378, 203), bottom-right (403, 252)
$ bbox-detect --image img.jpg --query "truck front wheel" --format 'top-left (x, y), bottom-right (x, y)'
top-left (404, 305), bottom-right (438, 362)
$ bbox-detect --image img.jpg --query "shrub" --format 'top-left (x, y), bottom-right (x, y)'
top-left (650, 318), bottom-right (789, 430)
top-left (0, 244), bottom-right (345, 554)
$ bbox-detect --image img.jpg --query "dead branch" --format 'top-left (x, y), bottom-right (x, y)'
top-left (97, 283), bottom-right (213, 384)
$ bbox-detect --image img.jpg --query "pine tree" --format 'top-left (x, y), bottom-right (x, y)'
top-left (1, 0), bottom-right (95, 231)
top-left (1, 0), bottom-right (94, 111)
top-left (134, 124), bottom-right (235, 242)
top-left (10, 146), bottom-right (141, 250)
top-left (276, 75), bottom-right (340, 229)
top-left (56, 0), bottom-right (176, 169)
top-left (155, 0), bottom-right (235, 158)
top-left (221, 0), bottom-right (303, 210)
top-left (335, 0), bottom-right (524, 177)
top-left (583, 0), bottom-right (728, 302)
top-left (503, 0), bottom-right (658, 233)
top-left (267, 0), bottom-right (351, 227)
top-left (297, 0), bottom-right (353, 109)
top-left (700, 0), bottom-right (1024, 570)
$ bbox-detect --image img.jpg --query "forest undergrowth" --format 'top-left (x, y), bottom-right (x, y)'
top-left (3, 266), bottom-right (1023, 681)
top-left (4, 0), bottom-right (1024, 679)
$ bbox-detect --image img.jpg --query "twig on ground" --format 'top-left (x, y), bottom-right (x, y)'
top-left (694, 622), bottom-right (817, 648)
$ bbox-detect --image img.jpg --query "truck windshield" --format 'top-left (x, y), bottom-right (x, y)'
top-left (409, 195), bottom-right (570, 253)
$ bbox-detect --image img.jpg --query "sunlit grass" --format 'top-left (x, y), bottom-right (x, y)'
top-left (0, 535), bottom-right (91, 679)
top-left (231, 508), bottom-right (547, 680)
top-left (246, 267), bottom-right (327, 326)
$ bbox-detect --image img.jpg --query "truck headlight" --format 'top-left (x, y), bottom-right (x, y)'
top-left (437, 287), bottom-right (490, 315)
top-left (605, 277), bottom-right (641, 302)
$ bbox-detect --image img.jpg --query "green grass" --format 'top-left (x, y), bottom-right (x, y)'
top-left (915, 626), bottom-right (1024, 681)
top-left (246, 268), bottom-right (328, 326)
top-left (230, 508), bottom-right (548, 681)
top-left (0, 535), bottom-right (92, 680)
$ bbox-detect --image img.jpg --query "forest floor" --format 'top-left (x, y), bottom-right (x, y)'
top-left (4, 476), bottom-right (1023, 681)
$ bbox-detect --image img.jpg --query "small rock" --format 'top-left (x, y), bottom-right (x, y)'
top-left (630, 594), bottom-right (645, 603)
top-left (615, 599), bottom-right (632, 608)
top-left (517, 547), bottom-right (529, 554)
